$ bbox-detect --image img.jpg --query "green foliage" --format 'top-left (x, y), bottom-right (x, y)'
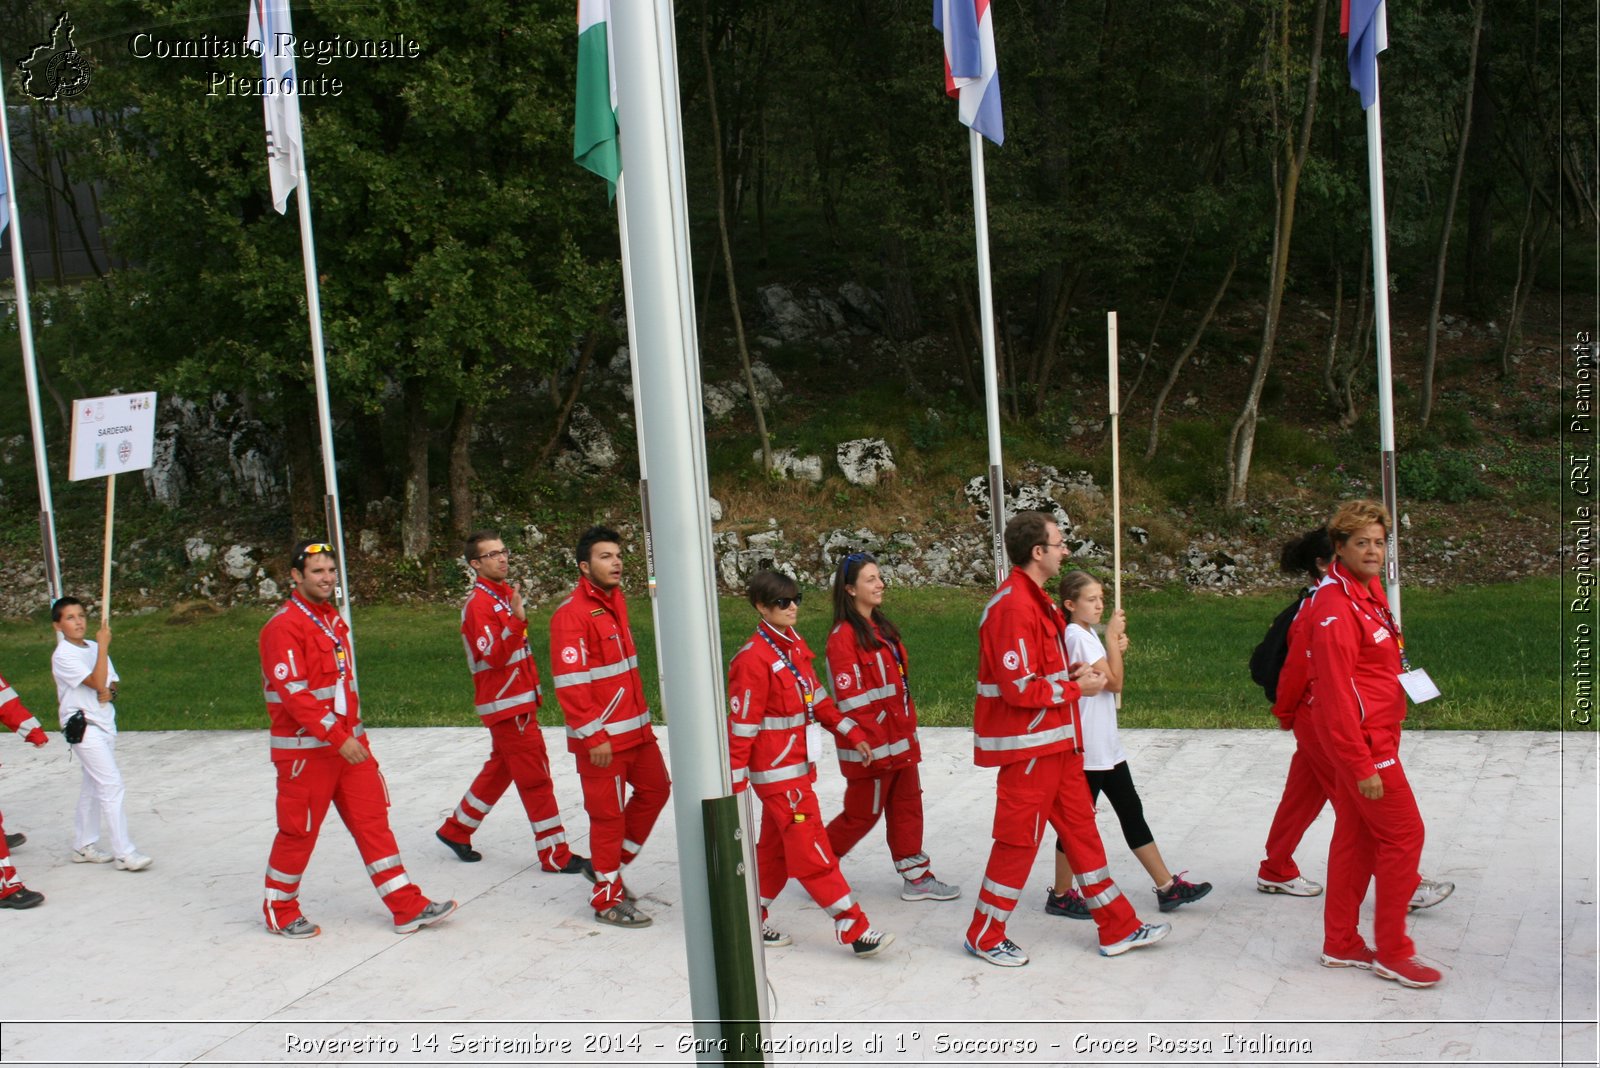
top-left (0, 579), bottom-right (1559, 732)
top-left (1398, 448), bottom-right (1489, 503)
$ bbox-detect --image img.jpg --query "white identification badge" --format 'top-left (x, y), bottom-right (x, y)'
top-left (1398, 669), bottom-right (1440, 704)
top-left (806, 721), bottom-right (824, 766)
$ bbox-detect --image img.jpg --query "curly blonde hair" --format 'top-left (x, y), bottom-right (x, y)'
top-left (1327, 499), bottom-right (1392, 545)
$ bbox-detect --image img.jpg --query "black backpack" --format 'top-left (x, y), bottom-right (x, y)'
top-left (1249, 591), bottom-right (1309, 703)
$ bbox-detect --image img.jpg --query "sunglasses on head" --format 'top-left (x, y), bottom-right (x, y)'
top-left (770, 595), bottom-right (802, 609)
top-left (295, 542), bottom-right (335, 569)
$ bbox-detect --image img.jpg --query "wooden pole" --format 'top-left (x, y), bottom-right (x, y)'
top-left (100, 474), bottom-right (115, 624)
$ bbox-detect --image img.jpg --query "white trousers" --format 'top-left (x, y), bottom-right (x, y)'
top-left (72, 725), bottom-right (136, 859)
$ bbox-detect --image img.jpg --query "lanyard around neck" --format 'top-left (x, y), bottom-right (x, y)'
top-left (758, 625), bottom-right (814, 710)
top-left (291, 596), bottom-right (348, 680)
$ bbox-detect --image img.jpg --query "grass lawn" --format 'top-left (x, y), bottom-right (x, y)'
top-left (0, 577), bottom-right (1564, 734)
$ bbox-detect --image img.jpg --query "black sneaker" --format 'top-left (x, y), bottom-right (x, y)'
top-left (1156, 872), bottom-right (1212, 912)
top-left (436, 830), bottom-right (481, 863)
top-left (1045, 885), bottom-right (1092, 920)
top-left (5, 832), bottom-right (24, 851)
top-left (850, 928), bottom-right (895, 958)
top-left (557, 854), bottom-right (595, 881)
top-left (0, 887), bottom-right (44, 909)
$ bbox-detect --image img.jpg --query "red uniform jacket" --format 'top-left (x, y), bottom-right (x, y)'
top-left (1307, 559), bottom-right (1408, 783)
top-left (549, 578), bottom-right (653, 757)
top-left (260, 593), bottom-right (366, 762)
top-left (461, 578), bottom-right (543, 725)
top-left (972, 568), bottom-right (1083, 768)
top-left (728, 622), bottom-right (865, 797)
top-left (0, 672), bottom-right (45, 764)
top-left (824, 619), bottom-right (920, 778)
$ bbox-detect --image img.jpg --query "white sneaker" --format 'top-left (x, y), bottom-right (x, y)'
top-left (71, 844), bottom-right (114, 864)
top-left (1257, 875), bottom-right (1323, 896)
top-left (1100, 921), bottom-right (1171, 957)
top-left (964, 936), bottom-right (1029, 967)
top-left (115, 852), bottom-right (153, 872)
top-left (1409, 878), bottom-right (1454, 911)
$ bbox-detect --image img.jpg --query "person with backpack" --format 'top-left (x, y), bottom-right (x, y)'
top-left (1255, 527), bottom-right (1454, 914)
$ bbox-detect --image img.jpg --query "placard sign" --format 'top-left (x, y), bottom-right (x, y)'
top-left (68, 392), bottom-right (158, 482)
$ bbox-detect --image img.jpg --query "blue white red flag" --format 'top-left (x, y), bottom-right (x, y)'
top-left (933, 0), bottom-right (1003, 145)
top-left (1341, 0), bottom-right (1388, 110)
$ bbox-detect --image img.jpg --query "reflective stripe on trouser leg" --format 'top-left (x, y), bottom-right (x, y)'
top-left (1047, 750), bottom-right (1140, 945)
top-left (619, 741), bottom-right (671, 867)
top-left (579, 754), bottom-right (628, 909)
top-left (335, 759), bottom-right (428, 921)
top-left (491, 716), bottom-right (573, 869)
top-left (264, 758), bottom-right (337, 928)
top-left (769, 788), bottom-right (867, 944)
top-left (884, 766), bottom-right (930, 880)
top-left (438, 742), bottom-right (513, 844)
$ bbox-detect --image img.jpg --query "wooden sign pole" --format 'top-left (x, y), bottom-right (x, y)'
top-left (100, 474), bottom-right (115, 624)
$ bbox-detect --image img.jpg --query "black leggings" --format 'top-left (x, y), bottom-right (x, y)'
top-left (1054, 760), bottom-right (1155, 856)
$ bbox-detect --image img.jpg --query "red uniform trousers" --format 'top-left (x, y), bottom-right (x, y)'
top-left (1258, 715), bottom-right (1337, 883)
top-left (438, 715), bottom-right (575, 871)
top-left (825, 765), bottom-right (931, 881)
top-left (0, 809), bottom-right (20, 898)
top-left (967, 750), bottom-right (1140, 951)
top-left (577, 740), bottom-right (671, 909)
top-left (1322, 754), bottom-right (1423, 961)
top-left (757, 787), bottom-right (870, 944)
top-left (263, 756), bottom-right (428, 929)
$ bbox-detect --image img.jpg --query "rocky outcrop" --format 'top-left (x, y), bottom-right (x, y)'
top-left (836, 438), bottom-right (896, 487)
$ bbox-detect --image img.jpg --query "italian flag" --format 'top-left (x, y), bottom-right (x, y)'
top-left (574, 0), bottom-right (620, 197)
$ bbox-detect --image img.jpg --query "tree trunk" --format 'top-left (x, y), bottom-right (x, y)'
top-left (1145, 252), bottom-right (1237, 460)
top-left (1420, 0), bottom-right (1485, 427)
top-left (1122, 228), bottom-right (1195, 415)
top-left (279, 376), bottom-right (324, 543)
top-left (400, 378), bottom-right (430, 560)
top-left (1462, 7), bottom-right (1496, 311)
top-left (1499, 193), bottom-right (1554, 375)
top-left (351, 407), bottom-right (389, 513)
top-left (536, 329), bottom-right (601, 469)
top-left (447, 399), bottom-right (477, 543)
top-left (1225, 0), bottom-right (1326, 508)
top-left (700, 3), bottom-right (773, 472)
top-left (881, 233), bottom-right (921, 341)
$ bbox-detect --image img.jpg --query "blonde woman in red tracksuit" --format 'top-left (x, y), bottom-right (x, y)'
top-left (823, 552), bottom-right (959, 903)
top-left (727, 569), bottom-right (895, 958)
top-left (1307, 500), bottom-right (1442, 989)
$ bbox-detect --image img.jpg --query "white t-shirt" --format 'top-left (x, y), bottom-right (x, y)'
top-left (1066, 622), bottom-right (1126, 771)
top-left (53, 637), bottom-right (119, 733)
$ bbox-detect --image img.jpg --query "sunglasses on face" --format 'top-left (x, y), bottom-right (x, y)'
top-left (770, 595), bottom-right (802, 609)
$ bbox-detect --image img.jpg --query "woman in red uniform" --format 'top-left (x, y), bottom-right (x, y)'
top-left (824, 552), bottom-right (959, 902)
top-left (1307, 500), bottom-right (1442, 988)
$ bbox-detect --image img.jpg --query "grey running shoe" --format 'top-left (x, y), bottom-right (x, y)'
top-left (395, 899), bottom-right (458, 934)
top-left (964, 936), bottom-right (1029, 967)
top-left (901, 874), bottom-right (961, 901)
top-left (1100, 921), bottom-right (1171, 957)
top-left (595, 900), bottom-right (652, 929)
top-left (1409, 878), bottom-right (1454, 912)
top-left (270, 917), bottom-right (320, 939)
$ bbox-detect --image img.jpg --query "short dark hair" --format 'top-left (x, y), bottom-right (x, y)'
top-left (748, 569), bottom-right (798, 608)
top-left (291, 538), bottom-right (336, 572)
top-left (51, 596), bottom-right (83, 623)
top-left (576, 525), bottom-right (621, 567)
top-left (465, 530), bottom-right (501, 563)
top-left (1004, 511), bottom-right (1055, 569)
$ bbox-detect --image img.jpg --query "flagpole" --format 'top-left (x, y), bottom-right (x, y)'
top-left (1363, 73), bottom-right (1402, 624)
top-left (970, 129), bottom-right (1006, 585)
top-left (293, 168), bottom-right (352, 628)
top-left (0, 79), bottom-right (62, 604)
top-left (1108, 311), bottom-right (1122, 711)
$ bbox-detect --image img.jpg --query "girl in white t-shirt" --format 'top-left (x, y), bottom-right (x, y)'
top-left (1044, 572), bottom-right (1210, 919)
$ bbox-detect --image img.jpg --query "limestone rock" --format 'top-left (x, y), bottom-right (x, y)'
top-left (222, 545), bottom-right (255, 580)
top-left (836, 438), bottom-right (897, 487)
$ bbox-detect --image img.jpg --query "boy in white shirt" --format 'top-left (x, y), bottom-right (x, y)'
top-left (51, 597), bottom-right (150, 871)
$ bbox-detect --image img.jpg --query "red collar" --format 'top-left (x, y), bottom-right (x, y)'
top-left (1328, 559), bottom-right (1383, 604)
top-left (475, 576), bottom-right (514, 599)
top-left (290, 591), bottom-right (339, 622)
top-left (758, 620), bottom-right (799, 646)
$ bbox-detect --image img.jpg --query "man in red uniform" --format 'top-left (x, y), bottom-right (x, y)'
top-left (435, 530), bottom-right (589, 878)
top-left (965, 511), bottom-right (1169, 966)
top-left (260, 540), bottom-right (456, 938)
top-left (0, 671), bottom-right (47, 910)
top-left (549, 526), bottom-right (671, 928)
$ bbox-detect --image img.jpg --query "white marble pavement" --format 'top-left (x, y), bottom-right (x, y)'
top-left (0, 727), bottom-right (1592, 1066)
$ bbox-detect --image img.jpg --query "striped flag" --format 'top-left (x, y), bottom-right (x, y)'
top-left (1341, 0), bottom-right (1389, 110)
top-left (574, 0), bottom-right (620, 198)
top-left (933, 0), bottom-right (1003, 146)
top-left (246, 0), bottom-right (303, 213)
top-left (0, 147), bottom-right (9, 236)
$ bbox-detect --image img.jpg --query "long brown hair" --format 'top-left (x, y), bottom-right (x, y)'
top-left (832, 552), bottom-right (901, 651)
